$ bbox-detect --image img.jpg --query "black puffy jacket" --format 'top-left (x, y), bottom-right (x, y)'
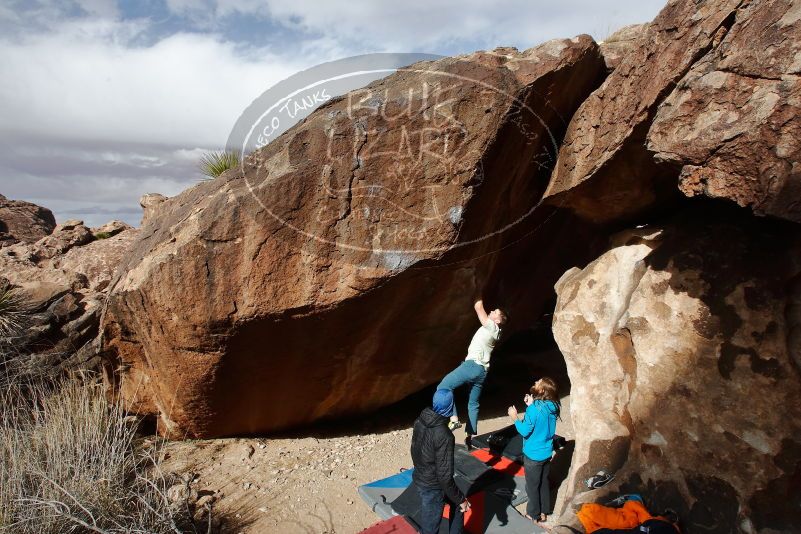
top-left (410, 407), bottom-right (465, 504)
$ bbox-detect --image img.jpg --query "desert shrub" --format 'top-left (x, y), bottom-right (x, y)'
top-left (93, 232), bottom-right (112, 240)
top-left (198, 150), bottom-right (241, 180)
top-left (0, 286), bottom-right (220, 533)
top-left (0, 377), bottom-right (209, 534)
top-left (0, 283), bottom-right (26, 341)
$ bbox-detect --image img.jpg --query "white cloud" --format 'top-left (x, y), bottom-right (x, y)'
top-left (0, 137), bottom-right (205, 226)
top-left (190, 0), bottom-right (665, 51)
top-left (0, 0), bottom-right (667, 227)
top-left (0, 19), bottom-right (308, 148)
top-left (0, 0), bottom-right (666, 149)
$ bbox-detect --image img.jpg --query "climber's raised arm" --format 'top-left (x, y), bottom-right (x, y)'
top-left (474, 299), bottom-right (489, 325)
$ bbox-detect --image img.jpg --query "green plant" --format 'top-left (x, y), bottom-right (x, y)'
top-left (198, 150), bottom-right (241, 180)
top-left (93, 232), bottom-right (112, 240)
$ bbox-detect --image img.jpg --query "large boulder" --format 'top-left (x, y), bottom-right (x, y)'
top-left (551, 207), bottom-right (801, 533)
top-left (546, 0), bottom-right (801, 226)
top-left (0, 193), bottom-right (56, 247)
top-left (100, 39), bottom-right (607, 438)
top-left (648, 0), bottom-right (801, 223)
top-left (543, 0), bottom-right (744, 223)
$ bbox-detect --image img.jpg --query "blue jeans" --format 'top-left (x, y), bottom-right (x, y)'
top-left (416, 485), bottom-right (464, 534)
top-left (437, 360), bottom-right (487, 435)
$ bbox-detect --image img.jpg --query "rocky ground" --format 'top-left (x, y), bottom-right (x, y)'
top-left (162, 403), bottom-right (575, 533)
top-left (161, 347), bottom-right (574, 533)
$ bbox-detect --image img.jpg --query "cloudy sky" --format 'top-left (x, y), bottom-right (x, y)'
top-left (0, 0), bottom-right (666, 227)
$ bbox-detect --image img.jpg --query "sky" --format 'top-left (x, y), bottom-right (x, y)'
top-left (0, 0), bottom-right (667, 228)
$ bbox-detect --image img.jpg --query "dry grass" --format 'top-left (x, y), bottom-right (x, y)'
top-left (0, 289), bottom-right (215, 534)
top-left (0, 282), bottom-right (26, 342)
top-left (0, 378), bottom-right (207, 533)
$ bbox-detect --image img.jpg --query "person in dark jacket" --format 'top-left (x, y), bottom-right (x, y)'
top-left (411, 389), bottom-right (470, 534)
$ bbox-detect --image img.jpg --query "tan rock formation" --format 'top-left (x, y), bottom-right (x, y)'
top-left (139, 193), bottom-right (168, 226)
top-left (55, 229), bottom-right (140, 291)
top-left (0, 221), bottom-right (94, 292)
top-left (0, 193), bottom-right (56, 247)
top-left (552, 208), bottom-right (801, 533)
top-left (0, 217), bottom-right (139, 376)
top-left (101, 39), bottom-right (607, 438)
top-left (92, 220), bottom-right (133, 237)
top-left (598, 24), bottom-right (647, 72)
top-left (26, 219), bottom-right (93, 261)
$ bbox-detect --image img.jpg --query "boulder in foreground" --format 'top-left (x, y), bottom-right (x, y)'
top-left (552, 207), bottom-right (801, 533)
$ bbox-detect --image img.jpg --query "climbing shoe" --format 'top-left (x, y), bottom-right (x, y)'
top-left (586, 470), bottom-right (615, 489)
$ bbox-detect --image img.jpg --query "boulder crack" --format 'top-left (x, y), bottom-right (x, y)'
top-left (337, 122), bottom-right (368, 223)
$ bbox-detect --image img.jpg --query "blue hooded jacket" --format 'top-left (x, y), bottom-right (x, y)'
top-left (514, 399), bottom-right (558, 461)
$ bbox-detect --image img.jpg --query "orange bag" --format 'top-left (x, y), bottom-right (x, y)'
top-left (577, 500), bottom-right (655, 533)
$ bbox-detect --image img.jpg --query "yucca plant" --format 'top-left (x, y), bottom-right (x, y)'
top-left (198, 150), bottom-right (241, 180)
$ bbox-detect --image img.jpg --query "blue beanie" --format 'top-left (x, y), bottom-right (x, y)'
top-left (432, 389), bottom-right (455, 418)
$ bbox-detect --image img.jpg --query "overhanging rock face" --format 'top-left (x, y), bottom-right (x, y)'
top-left (648, 0), bottom-right (801, 223)
top-left (543, 0), bottom-right (745, 223)
top-left (100, 38), bottom-right (606, 438)
top-left (545, 0), bottom-right (801, 225)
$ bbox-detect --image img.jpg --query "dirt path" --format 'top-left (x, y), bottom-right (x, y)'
top-left (162, 397), bottom-right (573, 533)
top-left (161, 343), bottom-right (574, 533)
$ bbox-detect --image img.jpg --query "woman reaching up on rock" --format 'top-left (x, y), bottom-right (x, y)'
top-left (508, 377), bottom-right (560, 525)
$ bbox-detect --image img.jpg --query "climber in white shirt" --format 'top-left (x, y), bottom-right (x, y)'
top-left (437, 299), bottom-right (507, 449)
